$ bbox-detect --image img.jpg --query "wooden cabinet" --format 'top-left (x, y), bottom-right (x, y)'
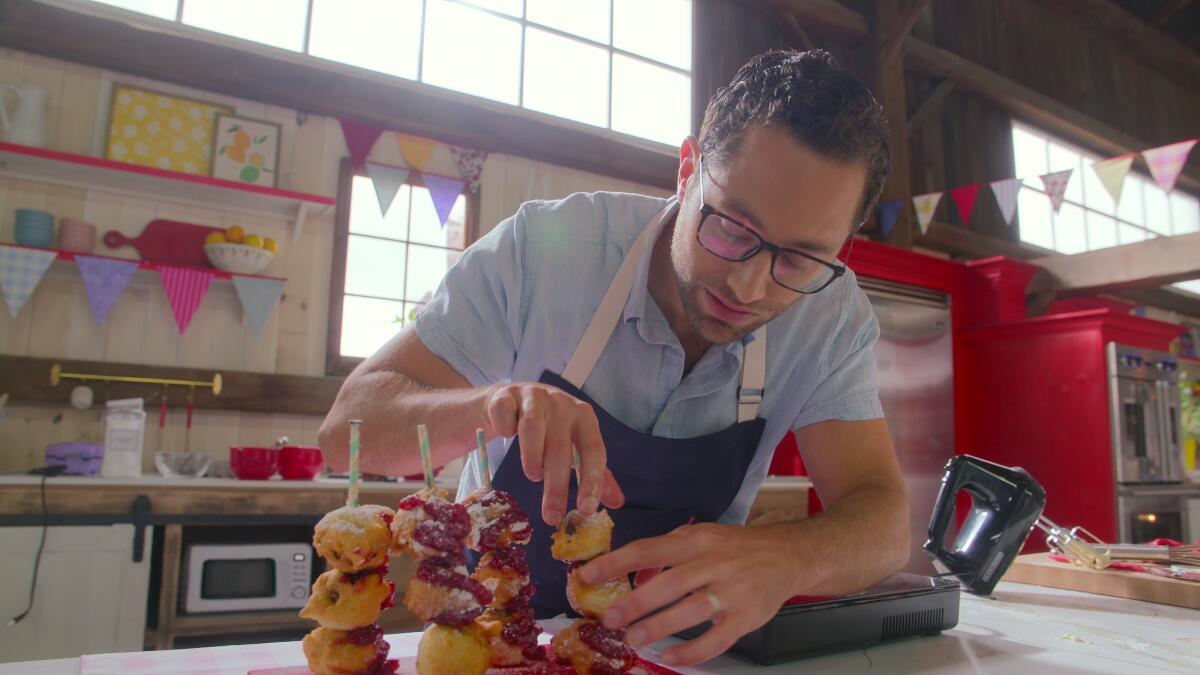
top-left (0, 525), bottom-right (149, 662)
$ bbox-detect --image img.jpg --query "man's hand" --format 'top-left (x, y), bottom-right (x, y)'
top-left (577, 523), bottom-right (794, 666)
top-left (485, 383), bottom-right (624, 526)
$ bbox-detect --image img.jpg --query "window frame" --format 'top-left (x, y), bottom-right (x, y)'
top-left (326, 158), bottom-right (480, 376)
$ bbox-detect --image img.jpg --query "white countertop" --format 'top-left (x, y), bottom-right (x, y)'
top-left (2, 581), bottom-right (1196, 674)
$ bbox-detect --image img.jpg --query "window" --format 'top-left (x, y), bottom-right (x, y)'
top-left (328, 162), bottom-right (474, 372)
top-left (85, 0), bottom-right (692, 146)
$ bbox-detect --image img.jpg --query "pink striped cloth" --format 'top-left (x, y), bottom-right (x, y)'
top-left (158, 265), bottom-right (214, 334)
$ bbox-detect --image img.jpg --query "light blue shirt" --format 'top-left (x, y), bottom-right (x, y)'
top-left (415, 191), bottom-right (883, 523)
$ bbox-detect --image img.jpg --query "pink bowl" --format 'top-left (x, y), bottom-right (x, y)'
top-left (280, 446), bottom-right (324, 480)
top-left (230, 446), bottom-right (279, 480)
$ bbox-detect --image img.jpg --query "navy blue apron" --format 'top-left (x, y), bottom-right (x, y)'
top-left (476, 202), bottom-right (768, 617)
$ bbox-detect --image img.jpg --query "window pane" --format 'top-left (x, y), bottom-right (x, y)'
top-left (1085, 211), bottom-right (1117, 251)
top-left (406, 243), bottom-right (456, 303)
top-left (346, 236), bottom-right (407, 300)
top-left (1118, 223), bottom-right (1147, 245)
top-left (181, 0), bottom-right (307, 51)
top-left (1144, 183), bottom-right (1172, 235)
top-left (349, 176), bottom-right (411, 239)
top-left (1017, 186), bottom-right (1054, 250)
top-left (1117, 175), bottom-right (1145, 226)
top-left (410, 186), bottom-right (468, 248)
top-left (398, 301), bottom-right (427, 328)
top-left (613, 0), bottom-right (690, 70)
top-left (340, 295), bottom-right (405, 358)
top-left (309, 0), bottom-right (422, 79)
top-left (1046, 143), bottom-right (1083, 205)
top-left (527, 0), bottom-right (610, 43)
top-left (1054, 202), bottom-right (1087, 254)
top-left (1169, 193), bottom-right (1200, 235)
top-left (1082, 159), bottom-right (1118, 216)
top-left (611, 54), bottom-right (689, 145)
top-left (1174, 280), bottom-right (1200, 296)
top-left (422, 0), bottom-right (521, 104)
top-left (523, 28), bottom-right (610, 128)
top-left (91, 0), bottom-right (178, 19)
top-left (458, 0), bottom-right (522, 17)
top-left (1011, 126), bottom-right (1048, 178)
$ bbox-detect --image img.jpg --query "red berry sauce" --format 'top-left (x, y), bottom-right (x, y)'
top-left (415, 556), bottom-right (493, 626)
top-left (470, 490), bottom-right (532, 551)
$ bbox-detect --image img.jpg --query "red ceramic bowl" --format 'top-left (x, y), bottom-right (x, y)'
top-left (230, 446), bottom-right (280, 480)
top-left (280, 445), bottom-right (324, 480)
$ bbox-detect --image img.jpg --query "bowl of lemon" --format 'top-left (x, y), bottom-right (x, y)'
top-left (203, 225), bottom-right (278, 274)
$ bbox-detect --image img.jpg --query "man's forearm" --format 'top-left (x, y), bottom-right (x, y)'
top-left (767, 482), bottom-right (911, 597)
top-left (318, 367), bottom-right (494, 477)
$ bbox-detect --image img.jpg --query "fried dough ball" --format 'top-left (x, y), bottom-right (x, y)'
top-left (550, 510), bottom-right (614, 562)
top-left (566, 563), bottom-right (631, 619)
top-left (404, 555), bottom-right (492, 626)
top-left (392, 488), bottom-right (472, 561)
top-left (300, 568), bottom-right (396, 630)
top-left (463, 488), bottom-right (532, 552)
top-left (415, 623), bottom-right (489, 675)
top-left (550, 619), bottom-right (636, 675)
top-left (476, 605), bottom-right (543, 667)
top-left (472, 546), bottom-right (532, 608)
top-left (302, 625), bottom-right (397, 675)
top-left (313, 504), bottom-right (396, 573)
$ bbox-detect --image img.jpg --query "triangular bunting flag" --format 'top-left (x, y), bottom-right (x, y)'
top-left (1040, 169), bottom-right (1073, 213)
top-left (158, 265), bottom-right (213, 334)
top-left (422, 173), bottom-right (466, 227)
top-left (989, 178), bottom-right (1023, 226)
top-left (232, 275), bottom-right (285, 338)
top-left (338, 118), bottom-right (384, 170)
top-left (76, 255), bottom-right (138, 325)
top-left (1091, 154), bottom-right (1135, 206)
top-left (396, 133), bottom-right (436, 170)
top-left (449, 147), bottom-right (489, 194)
top-left (911, 192), bottom-right (942, 235)
top-left (1143, 139), bottom-right (1197, 193)
top-left (877, 199), bottom-right (901, 238)
top-left (365, 163), bottom-right (411, 217)
top-left (0, 245), bottom-right (56, 317)
top-left (949, 185), bottom-right (981, 225)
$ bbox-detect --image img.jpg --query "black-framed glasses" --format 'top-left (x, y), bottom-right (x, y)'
top-left (695, 156), bottom-right (847, 294)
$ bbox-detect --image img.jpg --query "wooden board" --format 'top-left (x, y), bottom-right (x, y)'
top-left (1004, 553), bottom-right (1200, 610)
top-left (103, 218), bottom-right (222, 267)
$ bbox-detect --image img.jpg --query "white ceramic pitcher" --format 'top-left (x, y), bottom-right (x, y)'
top-left (0, 84), bottom-right (49, 148)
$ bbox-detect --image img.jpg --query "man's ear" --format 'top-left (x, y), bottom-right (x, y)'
top-left (677, 136), bottom-right (700, 201)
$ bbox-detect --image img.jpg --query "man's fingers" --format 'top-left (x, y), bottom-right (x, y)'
top-left (485, 386), bottom-right (520, 437)
top-left (602, 563), bottom-right (708, 630)
top-left (573, 404), bottom-right (606, 514)
top-left (623, 590), bottom-right (717, 648)
top-left (516, 387), bottom-right (547, 482)
top-left (659, 612), bottom-right (742, 666)
top-left (579, 533), bottom-right (692, 585)
top-left (540, 401), bottom-right (574, 526)
top-left (600, 469), bottom-right (625, 509)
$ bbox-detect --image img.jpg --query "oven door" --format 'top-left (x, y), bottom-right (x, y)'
top-left (1112, 378), bottom-right (1167, 483)
top-left (1117, 490), bottom-right (1189, 543)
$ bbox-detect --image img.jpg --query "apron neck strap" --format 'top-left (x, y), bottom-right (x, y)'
top-left (562, 201), bottom-right (766, 422)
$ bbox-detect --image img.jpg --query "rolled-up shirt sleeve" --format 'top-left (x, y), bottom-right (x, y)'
top-left (790, 293), bottom-right (884, 430)
top-left (413, 210), bottom-right (527, 388)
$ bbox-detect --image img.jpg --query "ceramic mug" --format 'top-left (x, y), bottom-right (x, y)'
top-left (14, 208), bottom-right (54, 248)
top-left (58, 218), bottom-right (96, 253)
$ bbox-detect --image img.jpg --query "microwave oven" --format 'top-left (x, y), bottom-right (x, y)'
top-left (184, 543), bottom-right (314, 613)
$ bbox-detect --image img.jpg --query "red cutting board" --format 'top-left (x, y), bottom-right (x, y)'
top-left (103, 219), bottom-right (223, 267)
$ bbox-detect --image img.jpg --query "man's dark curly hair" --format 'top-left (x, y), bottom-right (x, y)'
top-left (698, 49), bottom-right (891, 231)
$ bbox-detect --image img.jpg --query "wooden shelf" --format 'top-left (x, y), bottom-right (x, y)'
top-left (0, 242), bottom-right (285, 282)
top-left (0, 141), bottom-right (334, 223)
top-left (171, 610), bottom-right (313, 638)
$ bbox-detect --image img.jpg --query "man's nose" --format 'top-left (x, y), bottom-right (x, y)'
top-left (727, 252), bottom-right (772, 305)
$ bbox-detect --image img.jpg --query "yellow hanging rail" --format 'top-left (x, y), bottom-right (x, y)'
top-left (49, 363), bottom-right (222, 396)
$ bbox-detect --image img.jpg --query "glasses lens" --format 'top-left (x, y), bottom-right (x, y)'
top-left (698, 213), bottom-right (759, 261)
top-left (774, 251), bottom-right (838, 293)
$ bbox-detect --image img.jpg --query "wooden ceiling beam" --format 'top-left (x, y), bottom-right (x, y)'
top-left (907, 78), bottom-right (955, 137)
top-left (878, 0), bottom-right (928, 67)
top-left (1149, 0), bottom-right (1192, 27)
top-left (1057, 0), bottom-right (1200, 89)
top-left (1031, 232), bottom-right (1200, 297)
top-left (779, 11), bottom-right (817, 52)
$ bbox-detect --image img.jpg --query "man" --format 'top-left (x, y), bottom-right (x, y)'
top-left (320, 50), bottom-right (909, 665)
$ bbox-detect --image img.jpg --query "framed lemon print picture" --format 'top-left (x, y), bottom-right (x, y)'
top-left (212, 113), bottom-right (282, 188)
top-left (104, 84), bottom-right (232, 175)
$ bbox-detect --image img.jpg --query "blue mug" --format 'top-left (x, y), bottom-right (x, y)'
top-left (14, 209), bottom-right (55, 248)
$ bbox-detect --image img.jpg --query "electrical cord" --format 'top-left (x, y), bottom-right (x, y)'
top-left (8, 465), bottom-right (66, 627)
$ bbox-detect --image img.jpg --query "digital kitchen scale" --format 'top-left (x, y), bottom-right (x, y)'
top-left (679, 573), bottom-right (960, 665)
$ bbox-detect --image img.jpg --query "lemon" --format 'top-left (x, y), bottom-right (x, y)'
top-left (244, 234), bottom-right (264, 249)
top-left (204, 231), bottom-right (226, 245)
top-left (225, 225), bottom-right (245, 244)
top-left (263, 238), bottom-right (278, 254)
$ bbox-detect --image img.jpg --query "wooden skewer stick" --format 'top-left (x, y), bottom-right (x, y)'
top-left (475, 428), bottom-right (492, 490)
top-left (347, 419), bottom-right (362, 507)
top-left (417, 424), bottom-right (434, 489)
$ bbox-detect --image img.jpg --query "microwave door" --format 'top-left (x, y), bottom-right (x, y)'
top-left (1156, 379), bottom-right (1184, 482)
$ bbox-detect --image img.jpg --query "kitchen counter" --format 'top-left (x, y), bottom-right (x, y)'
top-left (2, 581), bottom-right (1196, 674)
